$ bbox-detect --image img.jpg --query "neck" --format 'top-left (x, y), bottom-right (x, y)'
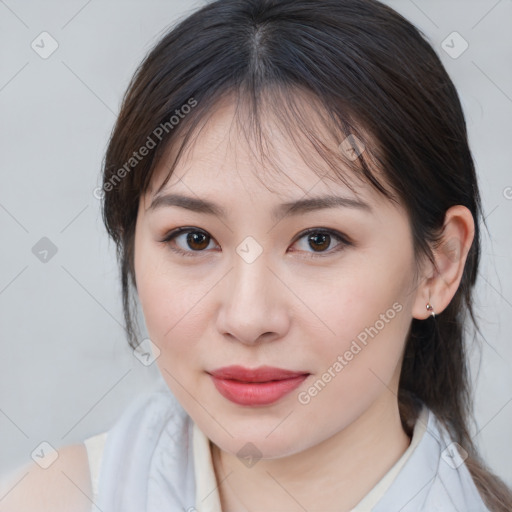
top-left (211, 394), bottom-right (411, 512)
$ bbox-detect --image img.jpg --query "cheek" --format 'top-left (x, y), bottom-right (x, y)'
top-left (307, 259), bottom-right (409, 350)
top-left (136, 263), bottom-right (209, 403)
top-left (138, 273), bottom-right (204, 348)
top-left (134, 243), bottom-right (215, 365)
top-left (300, 253), bottom-right (414, 395)
top-left (295, 300), bottom-right (409, 436)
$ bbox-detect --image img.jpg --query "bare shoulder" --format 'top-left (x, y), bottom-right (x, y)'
top-left (0, 443), bottom-right (92, 512)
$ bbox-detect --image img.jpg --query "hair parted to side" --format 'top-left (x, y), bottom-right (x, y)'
top-left (100, 0), bottom-right (512, 508)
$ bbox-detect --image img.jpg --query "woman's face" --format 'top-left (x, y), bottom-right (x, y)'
top-left (134, 99), bottom-right (424, 459)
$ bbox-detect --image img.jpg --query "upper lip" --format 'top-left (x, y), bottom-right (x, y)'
top-left (208, 365), bottom-right (309, 382)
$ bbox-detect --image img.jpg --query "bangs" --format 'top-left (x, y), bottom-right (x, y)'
top-left (144, 83), bottom-right (400, 209)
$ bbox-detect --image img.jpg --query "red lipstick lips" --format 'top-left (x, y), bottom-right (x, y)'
top-left (209, 365), bottom-right (309, 406)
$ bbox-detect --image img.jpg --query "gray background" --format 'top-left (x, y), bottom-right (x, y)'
top-left (1, 0), bottom-right (511, 486)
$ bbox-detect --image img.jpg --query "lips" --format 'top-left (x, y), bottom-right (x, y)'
top-left (208, 365), bottom-right (309, 406)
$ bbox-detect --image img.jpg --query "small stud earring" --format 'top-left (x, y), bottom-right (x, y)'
top-left (426, 303), bottom-right (435, 318)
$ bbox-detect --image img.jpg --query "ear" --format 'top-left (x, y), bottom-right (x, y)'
top-left (412, 205), bottom-right (475, 320)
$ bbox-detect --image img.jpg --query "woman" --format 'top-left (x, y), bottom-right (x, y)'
top-left (2, 0), bottom-right (511, 510)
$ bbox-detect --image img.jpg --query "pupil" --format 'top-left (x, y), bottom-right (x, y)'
top-left (309, 233), bottom-right (329, 251)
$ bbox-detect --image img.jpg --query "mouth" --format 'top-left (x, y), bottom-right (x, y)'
top-left (208, 365), bottom-right (310, 406)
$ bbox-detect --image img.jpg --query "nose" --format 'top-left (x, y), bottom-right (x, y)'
top-left (215, 254), bottom-right (290, 346)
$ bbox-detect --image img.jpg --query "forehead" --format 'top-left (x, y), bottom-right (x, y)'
top-left (145, 93), bottom-right (386, 208)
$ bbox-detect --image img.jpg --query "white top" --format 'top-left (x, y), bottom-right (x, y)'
top-left (84, 386), bottom-right (491, 511)
top-left (83, 431), bottom-right (108, 508)
top-left (84, 406), bottom-right (428, 512)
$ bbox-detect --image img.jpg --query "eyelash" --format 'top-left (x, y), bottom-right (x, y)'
top-left (159, 227), bottom-right (352, 259)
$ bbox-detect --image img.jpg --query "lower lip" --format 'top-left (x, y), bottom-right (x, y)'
top-left (210, 374), bottom-right (308, 406)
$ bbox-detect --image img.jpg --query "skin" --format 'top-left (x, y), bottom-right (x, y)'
top-left (0, 444), bottom-right (92, 512)
top-left (133, 97), bottom-right (475, 512)
top-left (0, 96), bottom-right (474, 512)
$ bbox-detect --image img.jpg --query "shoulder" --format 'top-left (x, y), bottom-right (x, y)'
top-left (91, 388), bottom-right (195, 507)
top-left (373, 406), bottom-right (491, 512)
top-left (0, 442), bottom-right (92, 512)
top-left (416, 409), bottom-right (491, 511)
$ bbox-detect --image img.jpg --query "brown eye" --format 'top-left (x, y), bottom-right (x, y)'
top-left (160, 227), bottom-right (216, 257)
top-left (186, 231), bottom-right (210, 250)
top-left (161, 226), bottom-right (351, 260)
top-left (308, 232), bottom-right (331, 252)
top-left (291, 228), bottom-right (351, 259)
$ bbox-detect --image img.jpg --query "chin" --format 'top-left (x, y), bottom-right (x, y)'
top-left (206, 416), bottom-right (308, 460)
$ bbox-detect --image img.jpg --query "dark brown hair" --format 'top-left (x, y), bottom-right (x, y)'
top-left (100, 0), bottom-right (512, 508)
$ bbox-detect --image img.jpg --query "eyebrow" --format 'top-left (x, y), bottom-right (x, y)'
top-left (148, 192), bottom-right (372, 221)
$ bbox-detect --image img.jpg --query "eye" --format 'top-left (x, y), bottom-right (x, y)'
top-left (159, 227), bottom-right (218, 257)
top-left (290, 228), bottom-right (351, 258)
top-left (159, 227), bottom-right (351, 258)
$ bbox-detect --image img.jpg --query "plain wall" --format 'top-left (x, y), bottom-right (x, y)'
top-left (1, 0), bottom-right (511, 486)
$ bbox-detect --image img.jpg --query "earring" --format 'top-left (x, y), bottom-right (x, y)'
top-left (426, 303), bottom-right (435, 318)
